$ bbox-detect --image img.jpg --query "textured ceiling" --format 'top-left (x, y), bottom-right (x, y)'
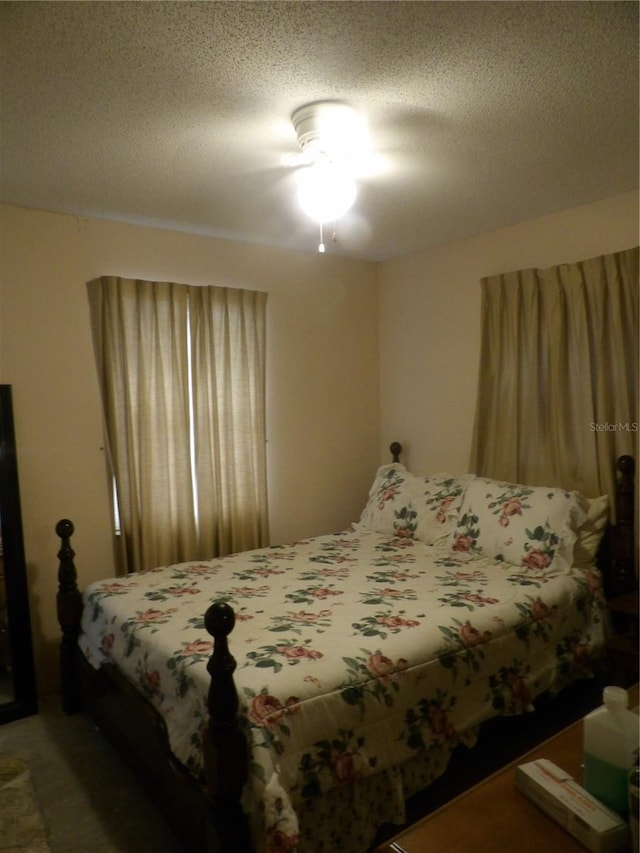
top-left (0, 1), bottom-right (638, 261)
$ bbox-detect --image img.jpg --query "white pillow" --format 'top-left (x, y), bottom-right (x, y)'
top-left (450, 476), bottom-right (588, 574)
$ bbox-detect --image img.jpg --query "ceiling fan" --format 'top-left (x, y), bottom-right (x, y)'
top-left (280, 100), bottom-right (377, 250)
top-left (285, 101), bottom-right (370, 166)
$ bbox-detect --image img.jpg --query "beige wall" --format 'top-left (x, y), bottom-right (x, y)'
top-left (1, 191), bottom-right (638, 695)
top-left (0, 205), bottom-right (380, 693)
top-left (378, 190), bottom-right (639, 476)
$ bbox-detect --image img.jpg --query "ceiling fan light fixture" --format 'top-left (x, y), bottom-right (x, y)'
top-left (291, 101), bottom-right (366, 160)
top-left (289, 101), bottom-right (367, 248)
top-left (297, 160), bottom-right (357, 224)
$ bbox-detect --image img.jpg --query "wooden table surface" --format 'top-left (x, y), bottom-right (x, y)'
top-left (376, 684), bottom-right (638, 853)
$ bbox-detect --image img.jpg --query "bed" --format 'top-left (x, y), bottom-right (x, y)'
top-left (56, 446), bottom-right (637, 853)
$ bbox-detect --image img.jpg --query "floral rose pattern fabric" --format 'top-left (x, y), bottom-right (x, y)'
top-left (79, 529), bottom-right (606, 853)
top-left (451, 477), bottom-right (588, 574)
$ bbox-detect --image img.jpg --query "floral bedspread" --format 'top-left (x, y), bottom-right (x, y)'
top-left (79, 529), bottom-right (606, 852)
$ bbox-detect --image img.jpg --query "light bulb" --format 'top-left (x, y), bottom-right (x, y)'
top-left (297, 161), bottom-right (357, 223)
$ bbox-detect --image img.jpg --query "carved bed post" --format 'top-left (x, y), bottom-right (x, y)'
top-left (611, 455), bottom-right (637, 596)
top-left (55, 519), bottom-right (83, 713)
top-left (203, 601), bottom-right (252, 852)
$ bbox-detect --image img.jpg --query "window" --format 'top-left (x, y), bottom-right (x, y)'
top-left (87, 276), bottom-right (268, 573)
top-left (470, 247), bottom-right (638, 503)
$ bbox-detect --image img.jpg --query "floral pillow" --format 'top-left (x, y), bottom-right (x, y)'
top-left (450, 476), bottom-right (588, 573)
top-left (573, 494), bottom-right (609, 569)
top-left (410, 473), bottom-right (472, 544)
top-left (355, 464), bottom-right (417, 540)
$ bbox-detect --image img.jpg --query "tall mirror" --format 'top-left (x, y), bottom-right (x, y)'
top-left (0, 385), bottom-right (37, 723)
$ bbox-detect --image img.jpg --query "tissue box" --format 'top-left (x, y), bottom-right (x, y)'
top-left (515, 759), bottom-right (629, 853)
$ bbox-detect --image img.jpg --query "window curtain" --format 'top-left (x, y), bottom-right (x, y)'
top-left (470, 246), bottom-right (638, 506)
top-left (87, 276), bottom-right (268, 574)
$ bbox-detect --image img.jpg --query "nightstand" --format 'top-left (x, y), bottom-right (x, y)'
top-left (607, 590), bottom-right (639, 687)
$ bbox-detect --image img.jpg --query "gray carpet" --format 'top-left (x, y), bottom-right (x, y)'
top-left (0, 695), bottom-right (185, 853)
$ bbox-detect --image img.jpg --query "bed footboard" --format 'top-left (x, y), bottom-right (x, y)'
top-left (55, 521), bottom-right (253, 852)
top-left (55, 518), bottom-right (83, 714)
top-left (203, 601), bottom-right (252, 851)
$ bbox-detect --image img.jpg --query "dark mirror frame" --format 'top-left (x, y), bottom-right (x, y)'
top-left (0, 385), bottom-right (37, 723)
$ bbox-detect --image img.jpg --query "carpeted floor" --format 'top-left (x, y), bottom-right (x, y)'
top-left (0, 694), bottom-right (185, 853)
top-left (0, 756), bottom-right (51, 851)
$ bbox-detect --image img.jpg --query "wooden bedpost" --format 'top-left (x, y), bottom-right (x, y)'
top-left (611, 455), bottom-right (637, 596)
top-left (390, 441), bottom-right (402, 463)
top-left (55, 519), bottom-right (83, 713)
top-left (203, 601), bottom-right (252, 852)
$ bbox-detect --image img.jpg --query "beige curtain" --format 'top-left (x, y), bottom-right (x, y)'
top-left (87, 276), bottom-right (268, 573)
top-left (470, 247), bottom-right (639, 503)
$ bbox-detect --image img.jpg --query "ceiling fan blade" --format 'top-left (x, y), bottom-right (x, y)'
top-left (280, 151), bottom-right (315, 168)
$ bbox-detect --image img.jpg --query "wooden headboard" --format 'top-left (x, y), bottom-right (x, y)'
top-left (604, 454), bottom-right (637, 598)
top-left (388, 443), bottom-right (637, 599)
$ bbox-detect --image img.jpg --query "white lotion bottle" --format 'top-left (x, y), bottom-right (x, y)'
top-left (583, 685), bottom-right (640, 816)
